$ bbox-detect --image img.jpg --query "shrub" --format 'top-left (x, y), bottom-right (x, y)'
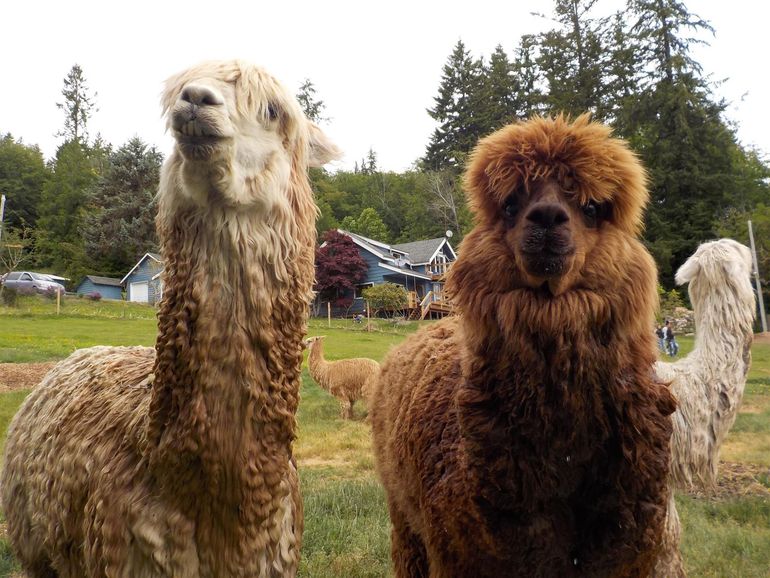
top-left (1, 286), bottom-right (18, 307)
top-left (362, 283), bottom-right (409, 318)
top-left (87, 291), bottom-right (102, 301)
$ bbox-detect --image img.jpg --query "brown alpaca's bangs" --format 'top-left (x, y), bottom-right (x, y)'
top-left (465, 114), bottom-right (649, 234)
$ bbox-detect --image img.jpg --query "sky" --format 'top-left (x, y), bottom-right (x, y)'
top-left (2, 0), bottom-right (768, 173)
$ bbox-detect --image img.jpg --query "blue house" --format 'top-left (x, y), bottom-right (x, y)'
top-left (330, 230), bottom-right (457, 318)
top-left (121, 252), bottom-right (164, 304)
top-left (74, 275), bottom-right (124, 300)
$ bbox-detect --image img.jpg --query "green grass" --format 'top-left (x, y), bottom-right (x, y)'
top-left (0, 298), bottom-right (769, 576)
top-left (678, 494), bottom-right (770, 577)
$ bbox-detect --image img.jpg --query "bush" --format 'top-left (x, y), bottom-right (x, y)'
top-left (87, 291), bottom-right (102, 301)
top-left (362, 283), bottom-right (409, 318)
top-left (1, 286), bottom-right (18, 307)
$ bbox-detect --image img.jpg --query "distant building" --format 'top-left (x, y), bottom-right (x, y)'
top-left (121, 252), bottom-right (163, 304)
top-left (326, 230), bottom-right (457, 318)
top-left (74, 275), bottom-right (124, 300)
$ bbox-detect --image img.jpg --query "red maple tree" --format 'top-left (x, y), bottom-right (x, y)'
top-left (314, 230), bottom-right (368, 309)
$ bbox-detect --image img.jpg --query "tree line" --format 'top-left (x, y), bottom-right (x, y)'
top-left (1, 0), bottom-right (769, 300)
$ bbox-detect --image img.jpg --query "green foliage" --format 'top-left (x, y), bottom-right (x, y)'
top-left (423, 40), bottom-right (488, 172)
top-left (341, 208), bottom-right (390, 243)
top-left (657, 284), bottom-right (685, 321)
top-left (56, 64), bottom-right (98, 144)
top-left (0, 133), bottom-right (50, 230)
top-left (34, 140), bottom-right (101, 281)
top-left (83, 137), bottom-right (162, 277)
top-left (361, 283), bottom-right (408, 317)
top-left (296, 79), bottom-right (327, 124)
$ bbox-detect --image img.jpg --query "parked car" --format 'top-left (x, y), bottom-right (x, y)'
top-left (1, 271), bottom-right (66, 295)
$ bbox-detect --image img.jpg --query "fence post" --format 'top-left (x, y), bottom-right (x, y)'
top-left (327, 301), bottom-right (331, 328)
top-left (56, 288), bottom-right (61, 315)
top-left (366, 300), bottom-right (371, 332)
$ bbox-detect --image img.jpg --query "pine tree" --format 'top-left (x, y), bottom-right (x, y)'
top-left (84, 137), bottom-right (162, 276)
top-left (56, 64), bottom-right (98, 144)
top-left (296, 79), bottom-right (327, 123)
top-left (423, 40), bottom-right (487, 171)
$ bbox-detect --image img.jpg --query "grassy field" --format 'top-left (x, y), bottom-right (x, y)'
top-left (0, 295), bottom-right (768, 576)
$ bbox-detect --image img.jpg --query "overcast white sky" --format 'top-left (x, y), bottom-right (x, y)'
top-left (2, 0), bottom-right (768, 173)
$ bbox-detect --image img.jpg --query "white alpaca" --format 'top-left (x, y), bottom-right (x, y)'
top-left (2, 60), bottom-right (340, 578)
top-left (653, 238), bottom-right (756, 578)
top-left (659, 238), bottom-right (756, 489)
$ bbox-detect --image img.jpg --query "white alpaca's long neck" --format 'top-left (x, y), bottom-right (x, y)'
top-left (146, 158), bottom-right (315, 512)
top-left (686, 282), bottom-right (754, 372)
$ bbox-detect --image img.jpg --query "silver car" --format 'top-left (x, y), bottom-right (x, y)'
top-left (1, 271), bottom-right (66, 295)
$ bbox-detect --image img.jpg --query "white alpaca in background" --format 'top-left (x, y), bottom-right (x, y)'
top-left (654, 238), bottom-right (756, 578)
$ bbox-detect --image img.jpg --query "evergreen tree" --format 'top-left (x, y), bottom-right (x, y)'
top-left (536, 0), bottom-right (612, 118)
top-left (480, 45), bottom-right (519, 132)
top-left (84, 137), bottom-right (162, 276)
top-left (35, 140), bottom-right (99, 279)
top-left (511, 34), bottom-right (545, 118)
top-left (296, 79), bottom-right (327, 123)
top-left (0, 133), bottom-right (50, 230)
top-left (56, 64), bottom-right (98, 144)
top-left (622, 0), bottom-right (733, 284)
top-left (423, 40), bottom-right (487, 171)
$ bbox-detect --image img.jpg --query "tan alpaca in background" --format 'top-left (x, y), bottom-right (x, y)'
top-left (653, 238), bottom-right (756, 578)
top-left (305, 336), bottom-right (380, 419)
top-left (1, 60), bottom-right (340, 577)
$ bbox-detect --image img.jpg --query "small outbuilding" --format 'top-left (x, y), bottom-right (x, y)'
top-left (74, 275), bottom-right (124, 300)
top-left (121, 252), bottom-right (164, 304)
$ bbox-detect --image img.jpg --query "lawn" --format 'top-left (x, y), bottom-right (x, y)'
top-left (0, 296), bottom-right (768, 576)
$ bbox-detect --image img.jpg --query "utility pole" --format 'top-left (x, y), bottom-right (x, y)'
top-left (0, 194), bottom-right (6, 244)
top-left (748, 220), bottom-right (768, 333)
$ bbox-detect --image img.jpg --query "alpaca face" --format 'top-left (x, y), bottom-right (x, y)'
top-left (161, 60), bottom-right (339, 209)
top-left (499, 176), bottom-right (606, 288)
top-left (454, 115), bottom-right (649, 299)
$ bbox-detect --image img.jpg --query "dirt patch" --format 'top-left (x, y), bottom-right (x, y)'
top-left (686, 461), bottom-right (770, 500)
top-left (0, 362), bottom-right (55, 392)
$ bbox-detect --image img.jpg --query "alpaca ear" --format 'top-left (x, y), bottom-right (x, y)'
top-left (307, 123), bottom-right (342, 167)
top-left (675, 254), bottom-right (700, 286)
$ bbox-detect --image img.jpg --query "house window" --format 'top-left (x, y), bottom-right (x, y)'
top-left (354, 282), bottom-right (373, 299)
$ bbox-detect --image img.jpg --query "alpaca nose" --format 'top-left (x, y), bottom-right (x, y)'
top-left (526, 202), bottom-right (569, 228)
top-left (180, 84), bottom-right (224, 107)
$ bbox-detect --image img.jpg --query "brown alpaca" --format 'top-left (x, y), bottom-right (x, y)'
top-left (305, 336), bottom-right (380, 419)
top-left (370, 115), bottom-right (676, 578)
top-left (1, 60), bottom-right (340, 577)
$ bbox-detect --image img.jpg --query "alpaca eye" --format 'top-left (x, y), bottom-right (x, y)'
top-left (582, 200), bottom-right (601, 227)
top-left (266, 103), bottom-right (279, 121)
top-left (503, 196), bottom-right (520, 222)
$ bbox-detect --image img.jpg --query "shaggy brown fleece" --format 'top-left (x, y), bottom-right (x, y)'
top-left (2, 60), bottom-right (339, 578)
top-left (370, 115), bottom-right (676, 578)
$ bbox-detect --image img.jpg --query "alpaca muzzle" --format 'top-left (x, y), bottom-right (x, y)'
top-left (520, 202), bottom-right (576, 279)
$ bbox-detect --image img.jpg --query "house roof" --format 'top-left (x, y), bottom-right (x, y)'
top-left (79, 275), bottom-right (123, 287)
top-left (392, 238), bottom-right (454, 265)
top-left (339, 230), bottom-right (454, 265)
top-left (378, 263), bottom-right (433, 281)
top-left (120, 252), bottom-right (163, 284)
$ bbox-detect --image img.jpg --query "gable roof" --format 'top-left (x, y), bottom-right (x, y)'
top-left (79, 275), bottom-right (123, 288)
top-left (338, 230), bottom-right (455, 266)
top-left (392, 238), bottom-right (456, 265)
top-left (120, 252), bottom-right (163, 284)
